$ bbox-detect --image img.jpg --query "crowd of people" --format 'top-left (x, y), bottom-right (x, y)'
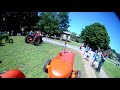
top-left (80, 44), bottom-right (108, 73)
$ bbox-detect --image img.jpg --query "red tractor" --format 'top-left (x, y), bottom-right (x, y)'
top-left (25, 32), bottom-right (43, 46)
top-left (0, 69), bottom-right (25, 78)
top-left (43, 36), bottom-right (81, 78)
top-left (43, 51), bottom-right (81, 78)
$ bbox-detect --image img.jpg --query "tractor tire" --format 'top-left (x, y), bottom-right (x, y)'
top-left (0, 61), bottom-right (2, 63)
top-left (0, 72), bottom-right (4, 74)
top-left (76, 70), bottom-right (81, 78)
top-left (0, 40), bottom-right (2, 44)
top-left (25, 35), bottom-right (32, 43)
top-left (33, 36), bottom-right (41, 46)
top-left (0, 72), bottom-right (4, 78)
top-left (9, 39), bottom-right (13, 43)
top-left (39, 36), bottom-right (43, 44)
top-left (43, 59), bottom-right (51, 73)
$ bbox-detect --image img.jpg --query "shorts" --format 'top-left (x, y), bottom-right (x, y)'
top-left (86, 51), bottom-right (88, 53)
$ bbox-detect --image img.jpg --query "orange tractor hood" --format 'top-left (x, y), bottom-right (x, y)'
top-left (48, 51), bottom-right (75, 78)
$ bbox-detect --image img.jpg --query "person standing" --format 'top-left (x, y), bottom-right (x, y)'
top-left (29, 30), bottom-right (34, 36)
top-left (91, 50), bottom-right (100, 67)
top-left (83, 45), bottom-right (89, 55)
top-left (96, 51), bottom-right (108, 72)
top-left (80, 44), bottom-right (83, 50)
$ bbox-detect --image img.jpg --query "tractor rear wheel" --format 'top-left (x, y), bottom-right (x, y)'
top-left (33, 36), bottom-right (40, 46)
top-left (76, 70), bottom-right (81, 78)
top-left (43, 59), bottom-right (51, 73)
top-left (39, 36), bottom-right (43, 44)
top-left (25, 35), bottom-right (32, 43)
top-left (0, 40), bottom-right (2, 44)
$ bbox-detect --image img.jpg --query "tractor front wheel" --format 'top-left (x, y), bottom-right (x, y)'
top-left (76, 70), bottom-right (81, 78)
top-left (0, 72), bottom-right (4, 78)
top-left (0, 40), bottom-right (2, 44)
top-left (43, 59), bottom-right (51, 73)
top-left (0, 72), bottom-right (4, 74)
top-left (9, 39), bottom-right (13, 43)
top-left (33, 36), bottom-right (41, 46)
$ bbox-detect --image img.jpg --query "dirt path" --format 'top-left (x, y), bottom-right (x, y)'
top-left (43, 37), bottom-right (109, 78)
top-left (79, 51), bottom-right (97, 78)
top-left (98, 68), bottom-right (108, 78)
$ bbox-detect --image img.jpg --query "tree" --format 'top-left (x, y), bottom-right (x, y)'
top-left (0, 12), bottom-right (39, 36)
top-left (37, 12), bottom-right (60, 36)
top-left (70, 32), bottom-right (80, 43)
top-left (80, 22), bottom-right (110, 51)
top-left (108, 52), bottom-right (114, 59)
top-left (111, 49), bottom-right (120, 61)
top-left (37, 12), bottom-right (70, 37)
top-left (58, 12), bottom-right (70, 31)
top-left (70, 32), bottom-right (77, 41)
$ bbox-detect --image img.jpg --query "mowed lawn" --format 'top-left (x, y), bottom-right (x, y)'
top-left (102, 59), bottom-right (120, 78)
top-left (0, 36), bottom-right (86, 78)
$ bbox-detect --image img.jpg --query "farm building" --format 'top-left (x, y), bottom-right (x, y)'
top-left (60, 31), bottom-right (71, 41)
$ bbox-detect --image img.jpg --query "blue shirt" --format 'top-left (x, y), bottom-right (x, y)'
top-left (93, 52), bottom-right (100, 61)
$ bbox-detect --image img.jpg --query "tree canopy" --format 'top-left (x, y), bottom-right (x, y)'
top-left (70, 32), bottom-right (81, 43)
top-left (37, 12), bottom-right (70, 37)
top-left (111, 49), bottom-right (120, 61)
top-left (80, 22), bottom-right (110, 51)
top-left (0, 11), bottom-right (39, 35)
top-left (0, 12), bottom-right (70, 36)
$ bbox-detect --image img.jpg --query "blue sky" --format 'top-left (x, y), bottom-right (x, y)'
top-left (68, 12), bottom-right (120, 54)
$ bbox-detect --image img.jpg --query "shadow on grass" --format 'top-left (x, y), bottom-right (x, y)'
top-left (33, 43), bottom-right (45, 46)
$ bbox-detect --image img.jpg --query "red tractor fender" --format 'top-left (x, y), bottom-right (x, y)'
top-left (0, 69), bottom-right (25, 78)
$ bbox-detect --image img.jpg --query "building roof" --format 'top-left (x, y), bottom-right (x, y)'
top-left (63, 31), bottom-right (71, 35)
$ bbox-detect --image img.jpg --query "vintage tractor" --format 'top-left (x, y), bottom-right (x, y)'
top-left (25, 32), bottom-right (43, 46)
top-left (0, 31), bottom-right (13, 45)
top-left (43, 36), bottom-right (81, 78)
top-left (0, 69), bottom-right (25, 78)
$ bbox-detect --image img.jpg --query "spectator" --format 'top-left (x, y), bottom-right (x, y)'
top-left (96, 51), bottom-right (108, 72)
top-left (80, 44), bottom-right (83, 50)
top-left (83, 45), bottom-right (90, 55)
top-left (29, 30), bottom-right (34, 36)
top-left (91, 50), bottom-right (100, 67)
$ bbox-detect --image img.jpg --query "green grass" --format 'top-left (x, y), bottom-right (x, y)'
top-left (102, 60), bottom-right (120, 78)
top-left (0, 36), bottom-right (85, 78)
top-left (68, 41), bottom-right (80, 47)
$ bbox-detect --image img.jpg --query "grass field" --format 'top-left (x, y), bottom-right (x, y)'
top-left (0, 36), bottom-right (86, 78)
top-left (102, 60), bottom-right (120, 78)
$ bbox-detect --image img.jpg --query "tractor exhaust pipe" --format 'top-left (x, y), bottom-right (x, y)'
top-left (62, 35), bottom-right (68, 53)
